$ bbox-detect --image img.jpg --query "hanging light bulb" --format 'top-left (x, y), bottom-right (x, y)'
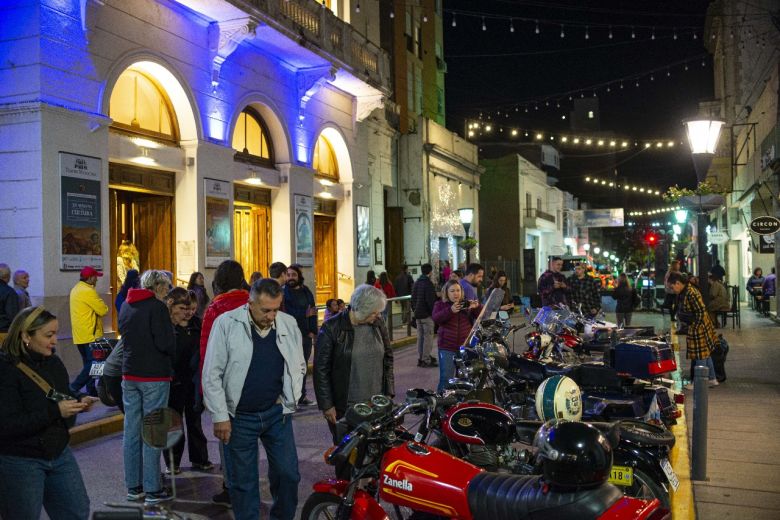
top-left (650, 74), bottom-right (654, 81)
top-left (702, 59), bottom-right (706, 67)
top-left (606, 86), bottom-right (611, 92)
top-left (684, 64), bottom-right (689, 71)
top-left (592, 91), bottom-right (597, 97)
top-left (556, 101), bottom-right (560, 108)
top-left (673, 28), bottom-right (678, 40)
top-left (390, 10), bottom-right (394, 18)
top-left (667, 69), bottom-right (671, 77)
top-left (585, 26), bottom-right (589, 40)
top-left (568, 95), bottom-right (573, 100)
top-left (535, 20), bottom-right (540, 34)
top-left (631, 26), bottom-right (636, 39)
top-left (635, 80), bottom-right (639, 87)
top-left (482, 17), bottom-right (486, 31)
top-left (355, 2), bottom-right (360, 13)
top-left (510, 18), bottom-right (515, 33)
top-left (560, 24), bottom-right (565, 38)
top-left (423, 14), bottom-right (428, 22)
top-left (692, 32), bottom-right (697, 40)
top-left (451, 14), bottom-right (455, 26)
top-left (651, 27), bottom-right (655, 40)
top-left (609, 26), bottom-right (613, 39)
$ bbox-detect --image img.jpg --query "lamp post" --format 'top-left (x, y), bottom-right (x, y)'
top-left (459, 207), bottom-right (474, 265)
top-left (684, 118), bottom-right (725, 305)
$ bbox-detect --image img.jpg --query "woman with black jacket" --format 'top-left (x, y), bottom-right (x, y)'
top-left (612, 274), bottom-right (636, 326)
top-left (162, 288), bottom-right (212, 474)
top-left (0, 306), bottom-right (96, 519)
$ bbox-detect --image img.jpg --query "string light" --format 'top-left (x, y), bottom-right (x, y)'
top-left (585, 26), bottom-right (590, 40)
top-left (451, 14), bottom-right (456, 27)
top-left (482, 17), bottom-right (486, 31)
top-left (560, 24), bottom-right (565, 38)
top-left (509, 18), bottom-right (515, 33)
top-left (535, 20), bottom-right (540, 34)
top-left (608, 26), bottom-right (613, 39)
top-left (355, 2), bottom-right (360, 14)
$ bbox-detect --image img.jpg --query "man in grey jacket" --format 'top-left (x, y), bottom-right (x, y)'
top-left (202, 278), bottom-right (305, 520)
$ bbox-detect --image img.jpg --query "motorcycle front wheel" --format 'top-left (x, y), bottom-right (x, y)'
top-left (625, 468), bottom-right (671, 509)
top-left (301, 492), bottom-right (343, 520)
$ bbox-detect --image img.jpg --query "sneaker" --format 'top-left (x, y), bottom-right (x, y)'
top-left (709, 379), bottom-right (719, 387)
top-left (417, 359), bottom-right (424, 367)
top-left (428, 356), bottom-right (438, 367)
top-left (164, 466), bottom-right (181, 475)
top-left (298, 397), bottom-right (315, 406)
top-left (145, 489), bottom-right (173, 505)
top-left (191, 461), bottom-right (214, 471)
top-left (212, 489), bottom-right (232, 507)
top-left (127, 486), bottom-right (145, 502)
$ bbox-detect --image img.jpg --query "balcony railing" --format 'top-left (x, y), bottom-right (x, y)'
top-left (525, 208), bottom-right (556, 223)
top-left (238, 0), bottom-right (390, 92)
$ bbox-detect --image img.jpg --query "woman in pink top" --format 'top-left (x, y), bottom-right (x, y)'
top-left (432, 279), bottom-right (481, 392)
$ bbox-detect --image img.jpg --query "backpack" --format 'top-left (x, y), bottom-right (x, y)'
top-left (631, 289), bottom-right (641, 309)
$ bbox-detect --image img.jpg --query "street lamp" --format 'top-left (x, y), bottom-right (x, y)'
top-left (602, 251), bottom-right (609, 258)
top-left (459, 207), bottom-right (474, 265)
top-left (684, 117), bottom-right (725, 305)
top-left (675, 210), bottom-right (689, 224)
top-left (593, 247), bottom-right (601, 255)
top-left (583, 243), bottom-right (591, 251)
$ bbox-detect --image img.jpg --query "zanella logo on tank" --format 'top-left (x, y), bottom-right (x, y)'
top-left (383, 475), bottom-right (413, 491)
top-left (749, 216), bottom-right (780, 236)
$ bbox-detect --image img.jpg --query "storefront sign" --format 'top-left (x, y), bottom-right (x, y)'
top-left (356, 205), bottom-right (370, 267)
top-left (571, 208), bottom-right (624, 228)
top-left (60, 152), bottom-right (102, 270)
top-left (294, 194), bottom-right (313, 266)
top-left (749, 216), bottom-right (780, 235)
top-left (707, 230), bottom-right (729, 245)
top-left (204, 178), bottom-right (231, 268)
top-left (760, 234), bottom-right (775, 254)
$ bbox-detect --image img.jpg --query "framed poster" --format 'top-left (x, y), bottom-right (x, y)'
top-left (60, 152), bottom-right (103, 270)
top-left (204, 178), bottom-right (232, 268)
top-left (356, 205), bottom-right (370, 266)
top-left (295, 194), bottom-right (313, 266)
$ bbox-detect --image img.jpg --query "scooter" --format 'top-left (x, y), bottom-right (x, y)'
top-left (302, 394), bottom-right (670, 520)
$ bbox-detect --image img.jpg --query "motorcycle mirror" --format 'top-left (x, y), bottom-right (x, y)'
top-left (142, 407), bottom-right (183, 450)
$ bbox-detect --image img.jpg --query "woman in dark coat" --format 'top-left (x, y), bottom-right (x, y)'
top-left (0, 306), bottom-right (96, 519)
top-left (612, 273), bottom-right (636, 326)
top-left (187, 271), bottom-right (210, 319)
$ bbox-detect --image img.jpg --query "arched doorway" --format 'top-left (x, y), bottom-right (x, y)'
top-left (106, 61), bottom-right (196, 322)
top-left (312, 133), bottom-right (339, 305)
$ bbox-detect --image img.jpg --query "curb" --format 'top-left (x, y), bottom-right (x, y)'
top-left (669, 327), bottom-right (696, 520)
top-left (70, 334), bottom-right (420, 444)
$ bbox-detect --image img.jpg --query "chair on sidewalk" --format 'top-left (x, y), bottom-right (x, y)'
top-left (720, 285), bottom-right (741, 329)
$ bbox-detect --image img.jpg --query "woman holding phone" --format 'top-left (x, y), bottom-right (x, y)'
top-left (432, 280), bottom-right (482, 392)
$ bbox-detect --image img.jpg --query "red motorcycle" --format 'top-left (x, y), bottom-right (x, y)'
top-left (302, 394), bottom-right (670, 520)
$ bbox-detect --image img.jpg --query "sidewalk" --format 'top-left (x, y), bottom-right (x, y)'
top-left (684, 307), bottom-right (780, 520)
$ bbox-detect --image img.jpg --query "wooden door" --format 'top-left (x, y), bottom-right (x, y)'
top-left (133, 196), bottom-right (175, 276)
top-left (234, 205), bottom-right (271, 277)
top-left (385, 206), bottom-right (404, 278)
top-left (314, 215), bottom-right (336, 305)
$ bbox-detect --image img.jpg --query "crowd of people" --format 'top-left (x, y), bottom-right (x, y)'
top-left (4, 251), bottom-right (770, 519)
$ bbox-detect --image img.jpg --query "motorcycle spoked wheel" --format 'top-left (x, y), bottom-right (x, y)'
top-left (619, 419), bottom-right (675, 447)
top-left (624, 468), bottom-right (671, 509)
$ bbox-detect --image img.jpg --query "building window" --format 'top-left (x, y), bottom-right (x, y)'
top-left (109, 68), bottom-right (178, 143)
top-left (588, 110), bottom-right (594, 119)
top-left (537, 197), bottom-right (542, 210)
top-left (232, 108), bottom-right (274, 168)
top-left (313, 134), bottom-right (339, 180)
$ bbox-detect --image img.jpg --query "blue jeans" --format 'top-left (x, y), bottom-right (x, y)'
top-left (438, 349), bottom-right (457, 393)
top-left (70, 343), bottom-right (96, 395)
top-left (122, 379), bottom-right (170, 492)
top-left (0, 447), bottom-right (90, 519)
top-left (693, 357), bottom-right (717, 381)
top-left (224, 404), bottom-right (300, 520)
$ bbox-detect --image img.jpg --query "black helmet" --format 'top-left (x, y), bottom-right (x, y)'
top-left (533, 420), bottom-right (613, 489)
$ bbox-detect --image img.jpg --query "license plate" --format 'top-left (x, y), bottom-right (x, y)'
top-left (609, 465), bottom-right (633, 486)
top-left (89, 362), bottom-right (105, 377)
top-left (660, 458), bottom-right (679, 491)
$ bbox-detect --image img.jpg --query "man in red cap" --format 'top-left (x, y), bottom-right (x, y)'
top-left (69, 266), bottom-right (108, 395)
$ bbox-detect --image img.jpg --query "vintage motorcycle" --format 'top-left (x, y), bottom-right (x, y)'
top-left (302, 393), bottom-right (671, 520)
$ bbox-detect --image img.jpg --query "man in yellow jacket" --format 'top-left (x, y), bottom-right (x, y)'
top-left (69, 266), bottom-right (108, 395)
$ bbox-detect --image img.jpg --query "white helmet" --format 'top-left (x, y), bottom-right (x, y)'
top-left (535, 375), bottom-right (582, 422)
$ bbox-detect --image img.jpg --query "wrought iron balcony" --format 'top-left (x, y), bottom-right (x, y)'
top-left (525, 208), bottom-right (556, 223)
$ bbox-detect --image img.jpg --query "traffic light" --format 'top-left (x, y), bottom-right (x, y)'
top-left (643, 230), bottom-right (659, 246)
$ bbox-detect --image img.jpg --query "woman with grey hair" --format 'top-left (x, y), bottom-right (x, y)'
top-left (118, 269), bottom-right (176, 504)
top-left (314, 284), bottom-right (395, 442)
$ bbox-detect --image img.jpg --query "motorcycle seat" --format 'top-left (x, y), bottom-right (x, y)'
top-left (467, 472), bottom-right (622, 520)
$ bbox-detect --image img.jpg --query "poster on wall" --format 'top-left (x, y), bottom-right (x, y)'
top-left (759, 234), bottom-right (775, 254)
top-left (60, 152), bottom-right (103, 270)
top-left (295, 194), bottom-right (313, 266)
top-left (204, 178), bottom-right (232, 268)
top-left (356, 205), bottom-right (370, 267)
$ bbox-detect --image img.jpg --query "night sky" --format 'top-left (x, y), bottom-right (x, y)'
top-left (443, 0), bottom-right (715, 210)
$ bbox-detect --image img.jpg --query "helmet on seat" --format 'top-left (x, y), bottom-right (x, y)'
top-left (533, 420), bottom-right (613, 489)
top-left (535, 375), bottom-right (582, 422)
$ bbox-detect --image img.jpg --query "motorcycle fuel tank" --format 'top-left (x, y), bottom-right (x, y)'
top-left (442, 402), bottom-right (516, 446)
top-left (379, 442), bottom-right (482, 519)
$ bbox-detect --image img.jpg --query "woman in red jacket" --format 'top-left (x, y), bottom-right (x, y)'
top-left (432, 279), bottom-right (481, 392)
top-left (374, 271), bottom-right (396, 322)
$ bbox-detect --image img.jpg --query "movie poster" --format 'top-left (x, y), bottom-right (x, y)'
top-left (60, 152), bottom-right (102, 270)
top-left (295, 194), bottom-right (313, 266)
top-left (204, 178), bottom-right (232, 268)
top-left (356, 205), bottom-right (370, 266)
